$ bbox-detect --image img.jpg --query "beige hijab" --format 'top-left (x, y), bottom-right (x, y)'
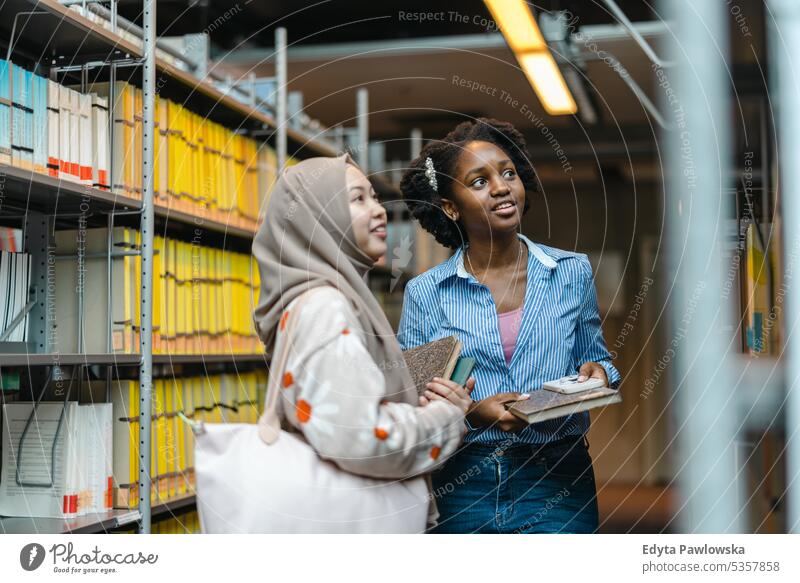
top-left (252, 153), bottom-right (417, 406)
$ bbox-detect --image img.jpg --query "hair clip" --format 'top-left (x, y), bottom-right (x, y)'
top-left (424, 157), bottom-right (438, 193)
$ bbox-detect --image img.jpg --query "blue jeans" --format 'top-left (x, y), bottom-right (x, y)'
top-left (429, 435), bottom-right (599, 533)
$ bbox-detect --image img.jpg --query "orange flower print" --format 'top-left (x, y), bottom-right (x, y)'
top-left (342, 328), bottom-right (350, 335)
top-left (374, 427), bottom-right (389, 440)
top-left (296, 399), bottom-right (312, 423)
top-left (282, 371), bottom-right (294, 388)
top-left (280, 310), bottom-right (290, 331)
top-left (430, 446), bottom-right (442, 460)
top-left (293, 381), bottom-right (339, 436)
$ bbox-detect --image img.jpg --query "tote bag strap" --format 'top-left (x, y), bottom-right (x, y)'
top-left (257, 287), bottom-right (327, 445)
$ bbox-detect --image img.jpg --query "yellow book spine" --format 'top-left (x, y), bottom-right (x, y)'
top-left (129, 381), bottom-right (139, 506)
top-left (174, 378), bottom-right (187, 495)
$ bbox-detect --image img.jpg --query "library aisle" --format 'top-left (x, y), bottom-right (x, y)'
top-left (0, 0), bottom-right (798, 569)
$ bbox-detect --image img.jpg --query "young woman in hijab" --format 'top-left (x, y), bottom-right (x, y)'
top-left (398, 119), bottom-right (621, 533)
top-left (251, 153), bottom-right (474, 529)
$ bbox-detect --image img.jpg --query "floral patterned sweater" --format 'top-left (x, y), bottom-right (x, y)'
top-left (273, 286), bottom-right (466, 479)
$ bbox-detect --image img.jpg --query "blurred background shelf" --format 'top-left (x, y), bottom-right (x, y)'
top-left (0, 509), bottom-right (140, 534)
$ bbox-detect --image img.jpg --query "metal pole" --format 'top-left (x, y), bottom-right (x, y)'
top-left (410, 128), bottom-right (422, 159)
top-left (138, 0), bottom-right (156, 535)
top-left (356, 88), bottom-right (368, 172)
top-left (660, 0), bottom-right (740, 532)
top-left (769, 0), bottom-right (800, 533)
top-left (275, 28), bottom-right (287, 170)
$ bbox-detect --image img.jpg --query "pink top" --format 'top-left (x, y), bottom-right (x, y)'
top-left (497, 306), bottom-right (524, 364)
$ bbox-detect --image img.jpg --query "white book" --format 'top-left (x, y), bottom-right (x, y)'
top-left (101, 402), bottom-right (113, 511)
top-left (86, 405), bottom-right (100, 514)
top-left (63, 401), bottom-right (79, 519)
top-left (90, 94), bottom-right (109, 189)
top-left (543, 374), bottom-right (607, 395)
top-left (77, 92), bottom-right (92, 184)
top-left (9, 252), bottom-right (19, 341)
top-left (68, 88), bottom-right (80, 181)
top-left (0, 402), bottom-right (74, 518)
top-left (46, 79), bottom-right (60, 177)
top-left (58, 85), bottom-right (76, 181)
top-left (0, 252), bottom-right (9, 340)
top-left (32, 74), bottom-right (47, 173)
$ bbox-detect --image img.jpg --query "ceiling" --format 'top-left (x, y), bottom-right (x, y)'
top-left (118, 0), bottom-right (658, 48)
top-left (122, 1), bottom-right (767, 179)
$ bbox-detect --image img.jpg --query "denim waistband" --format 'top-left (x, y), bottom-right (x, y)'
top-left (460, 434), bottom-right (589, 458)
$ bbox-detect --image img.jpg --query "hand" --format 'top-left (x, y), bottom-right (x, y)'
top-left (577, 362), bottom-right (609, 385)
top-left (466, 392), bottom-right (531, 433)
top-left (419, 377), bottom-right (475, 414)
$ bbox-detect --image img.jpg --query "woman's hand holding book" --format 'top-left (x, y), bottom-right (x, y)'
top-left (420, 377), bottom-right (475, 414)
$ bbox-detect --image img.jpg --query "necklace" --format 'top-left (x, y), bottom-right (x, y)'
top-left (464, 238), bottom-right (526, 282)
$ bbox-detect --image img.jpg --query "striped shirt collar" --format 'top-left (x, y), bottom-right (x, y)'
top-left (436, 233), bottom-right (568, 284)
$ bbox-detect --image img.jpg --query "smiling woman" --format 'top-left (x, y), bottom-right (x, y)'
top-left (398, 118), bottom-right (622, 534)
top-left (345, 163), bottom-right (388, 261)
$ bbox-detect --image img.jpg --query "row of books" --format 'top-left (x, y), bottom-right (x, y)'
top-left (117, 511), bottom-right (201, 535)
top-left (0, 59), bottom-right (108, 186)
top-left (0, 401), bottom-right (113, 519)
top-left (0, 370), bottom-right (267, 519)
top-left (112, 371), bottom-right (267, 509)
top-left (89, 81), bottom-right (282, 229)
top-left (53, 226), bottom-right (263, 355)
top-left (0, 250), bottom-right (32, 342)
top-left (0, 59), bottom-right (286, 232)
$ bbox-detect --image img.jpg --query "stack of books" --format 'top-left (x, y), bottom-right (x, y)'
top-left (53, 227), bottom-right (263, 354)
top-left (0, 249), bottom-right (32, 343)
top-left (0, 59), bottom-right (110, 188)
top-left (0, 401), bottom-right (113, 519)
top-left (111, 371), bottom-right (267, 509)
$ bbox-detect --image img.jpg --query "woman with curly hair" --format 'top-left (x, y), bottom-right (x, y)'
top-left (398, 118), bottom-right (621, 533)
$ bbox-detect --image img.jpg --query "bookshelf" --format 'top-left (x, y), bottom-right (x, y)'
top-left (0, 0), bottom-right (338, 535)
top-left (0, 507), bottom-right (140, 535)
top-left (0, 0), bottom-right (338, 158)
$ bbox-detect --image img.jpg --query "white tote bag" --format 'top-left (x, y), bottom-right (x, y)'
top-left (192, 290), bottom-right (430, 533)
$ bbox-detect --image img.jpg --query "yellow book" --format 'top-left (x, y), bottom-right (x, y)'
top-left (199, 245), bottom-right (209, 352)
top-left (184, 378), bottom-right (196, 490)
top-left (134, 229), bottom-right (142, 350)
top-left (208, 247), bottom-right (218, 351)
top-left (173, 378), bottom-right (187, 495)
top-left (133, 86), bottom-right (143, 197)
top-left (164, 379), bottom-right (177, 499)
top-left (208, 377), bottom-right (221, 424)
top-left (249, 372), bottom-right (258, 423)
top-left (744, 222), bottom-right (770, 355)
top-left (153, 236), bottom-right (164, 352)
top-left (154, 379), bottom-right (167, 499)
top-left (111, 380), bottom-right (139, 509)
top-left (186, 241), bottom-right (195, 352)
top-left (166, 238), bottom-right (177, 350)
top-left (110, 227), bottom-right (137, 353)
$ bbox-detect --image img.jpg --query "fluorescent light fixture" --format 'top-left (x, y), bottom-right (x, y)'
top-left (484, 0), bottom-right (577, 116)
top-left (484, 0), bottom-right (546, 52)
top-left (518, 52), bottom-right (577, 115)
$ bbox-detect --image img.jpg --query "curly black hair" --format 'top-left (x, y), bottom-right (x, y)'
top-left (399, 117), bottom-right (537, 249)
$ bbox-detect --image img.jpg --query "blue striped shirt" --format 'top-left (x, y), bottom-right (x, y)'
top-left (397, 233), bottom-right (621, 445)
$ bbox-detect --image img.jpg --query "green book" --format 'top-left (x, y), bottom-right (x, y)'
top-left (450, 357), bottom-right (475, 387)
